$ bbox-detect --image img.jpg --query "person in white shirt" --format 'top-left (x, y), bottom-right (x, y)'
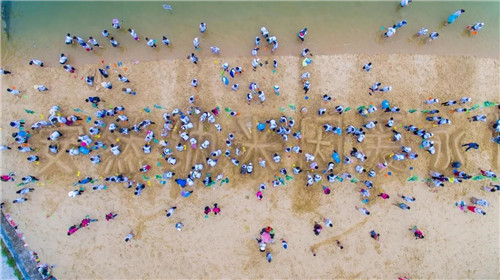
top-left (110, 144), bottom-right (121, 156)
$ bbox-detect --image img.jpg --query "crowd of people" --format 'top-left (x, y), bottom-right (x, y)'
top-left (0, 3), bottom-right (498, 278)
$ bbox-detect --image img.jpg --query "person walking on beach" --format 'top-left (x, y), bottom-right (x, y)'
top-left (166, 206), bottom-right (176, 217)
top-left (68, 189), bottom-right (84, 198)
top-left (468, 22), bottom-right (484, 34)
top-left (467, 205), bottom-right (486, 215)
top-left (400, 0), bottom-right (412, 7)
top-left (394, 202), bottom-right (411, 210)
top-left (0, 68), bottom-right (12, 75)
top-left (145, 37), bottom-right (157, 48)
top-left (16, 188), bottom-right (34, 195)
top-left (193, 37), bottom-right (200, 49)
top-left (303, 80), bottom-right (310, 94)
top-left (29, 59), bottom-right (44, 67)
top-left (356, 206), bottom-right (370, 215)
top-left (370, 230), bottom-right (380, 241)
top-left (462, 142), bottom-right (479, 152)
top-left (59, 53), bottom-right (68, 64)
top-left (446, 9), bottom-right (465, 25)
top-left (417, 28), bottom-right (428, 36)
top-left (128, 28), bottom-right (139, 40)
top-left (266, 252), bottom-right (272, 263)
top-left (428, 32), bottom-right (439, 41)
top-left (313, 222), bottom-right (323, 235)
top-left (67, 225), bottom-right (79, 236)
top-left (105, 212), bottom-right (118, 221)
top-left (409, 226), bottom-right (424, 239)
top-left (298, 27), bottom-right (308, 42)
top-left (124, 232), bottom-right (134, 242)
top-left (189, 53), bottom-right (199, 64)
top-left (162, 36), bottom-right (170, 45)
top-left (175, 222), bottom-right (184, 231)
top-left (110, 37), bottom-right (119, 47)
top-left (385, 27), bottom-right (396, 38)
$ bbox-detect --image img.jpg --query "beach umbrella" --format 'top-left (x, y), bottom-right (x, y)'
top-left (257, 123), bottom-right (265, 131)
top-left (261, 232), bottom-right (272, 243)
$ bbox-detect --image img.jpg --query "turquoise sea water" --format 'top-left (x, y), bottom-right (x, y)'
top-left (1, 1), bottom-right (498, 67)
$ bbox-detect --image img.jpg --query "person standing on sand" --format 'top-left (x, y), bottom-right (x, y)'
top-left (370, 230), bottom-right (380, 241)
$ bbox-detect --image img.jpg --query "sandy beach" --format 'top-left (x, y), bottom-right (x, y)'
top-left (0, 51), bottom-right (498, 279)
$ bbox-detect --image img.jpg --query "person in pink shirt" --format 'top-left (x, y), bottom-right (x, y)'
top-left (1, 172), bottom-right (15, 182)
top-left (212, 203), bottom-right (221, 215)
top-left (256, 191), bottom-right (263, 200)
top-left (378, 192), bottom-right (390, 199)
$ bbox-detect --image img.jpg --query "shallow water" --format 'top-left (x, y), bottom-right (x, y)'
top-left (1, 1), bottom-right (498, 67)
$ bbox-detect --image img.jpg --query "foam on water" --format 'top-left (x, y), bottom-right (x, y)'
top-left (1, 1), bottom-right (498, 67)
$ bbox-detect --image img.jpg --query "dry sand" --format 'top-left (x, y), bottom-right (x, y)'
top-left (0, 53), bottom-right (499, 279)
